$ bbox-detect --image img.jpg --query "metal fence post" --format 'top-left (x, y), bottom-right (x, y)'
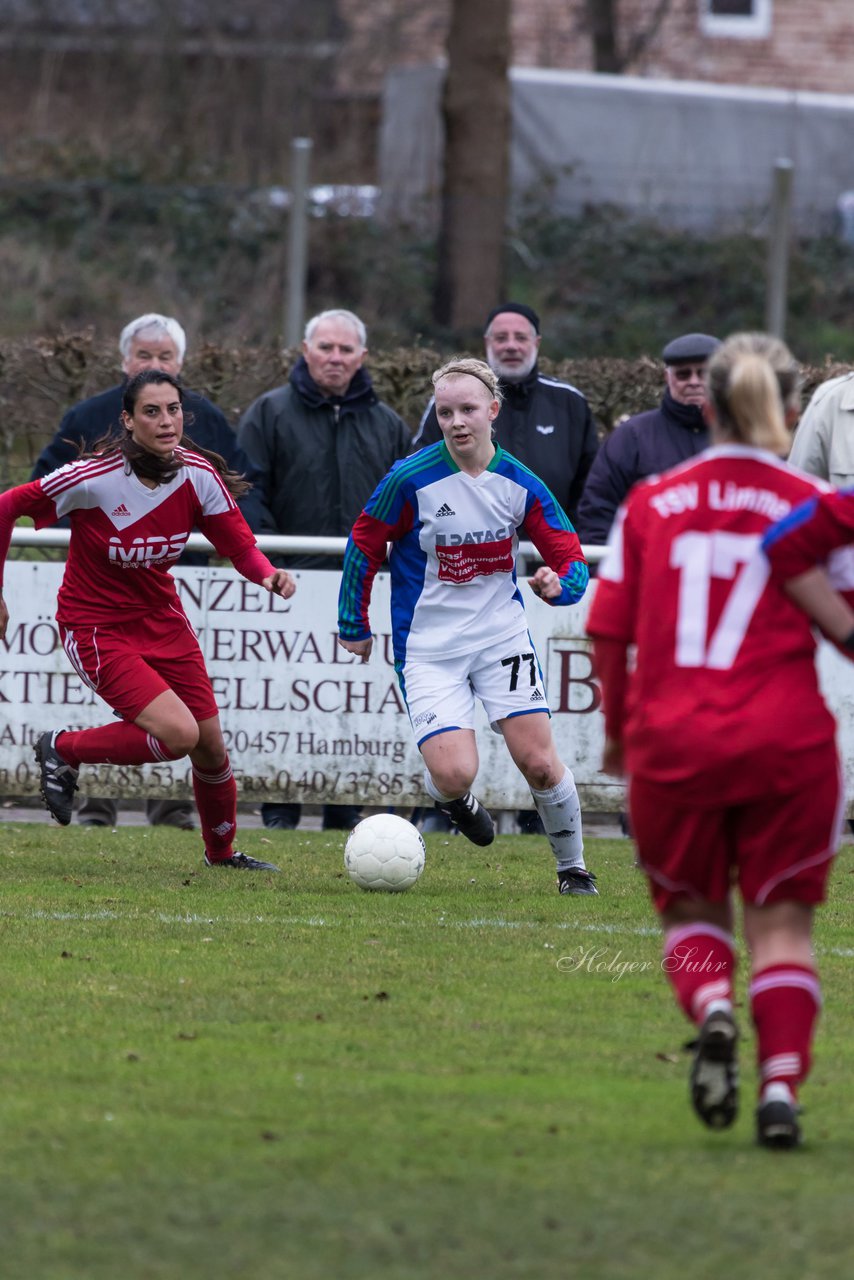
top-left (284, 137), bottom-right (313, 349)
top-left (765, 158), bottom-right (794, 339)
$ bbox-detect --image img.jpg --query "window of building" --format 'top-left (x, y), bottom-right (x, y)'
top-left (700, 0), bottom-right (772, 38)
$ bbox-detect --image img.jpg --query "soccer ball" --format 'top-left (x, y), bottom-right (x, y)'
top-left (344, 814), bottom-right (426, 892)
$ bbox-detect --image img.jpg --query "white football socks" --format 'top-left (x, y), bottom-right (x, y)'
top-left (530, 767), bottom-right (585, 871)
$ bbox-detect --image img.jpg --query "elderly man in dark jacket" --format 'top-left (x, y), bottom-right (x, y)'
top-left (576, 332), bottom-right (721, 547)
top-left (237, 307), bottom-right (412, 829)
top-left (33, 312), bottom-right (268, 533)
top-left (412, 302), bottom-right (598, 525)
top-left (238, 309), bottom-right (411, 569)
top-left (31, 311), bottom-right (268, 829)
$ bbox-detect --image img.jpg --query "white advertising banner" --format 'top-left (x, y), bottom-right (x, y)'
top-left (0, 563), bottom-right (623, 810)
top-left (2, 562), bottom-right (853, 812)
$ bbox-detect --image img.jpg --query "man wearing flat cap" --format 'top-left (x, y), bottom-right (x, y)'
top-left (411, 302), bottom-right (599, 524)
top-left (576, 332), bottom-right (721, 546)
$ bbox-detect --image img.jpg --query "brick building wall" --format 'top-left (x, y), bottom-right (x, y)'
top-left (339, 1), bottom-right (854, 96)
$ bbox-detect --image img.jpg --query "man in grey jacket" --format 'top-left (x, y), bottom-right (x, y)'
top-left (237, 308), bottom-right (412, 829)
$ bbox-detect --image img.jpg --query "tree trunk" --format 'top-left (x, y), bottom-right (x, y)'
top-left (586, 0), bottom-right (673, 73)
top-left (587, 0), bottom-right (621, 73)
top-left (433, 0), bottom-right (511, 335)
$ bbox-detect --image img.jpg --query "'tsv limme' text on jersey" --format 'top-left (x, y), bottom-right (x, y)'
top-left (586, 445), bottom-right (835, 799)
top-left (338, 443), bottom-right (588, 664)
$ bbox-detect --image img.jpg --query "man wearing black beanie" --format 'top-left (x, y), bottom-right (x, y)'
top-left (411, 302), bottom-right (599, 527)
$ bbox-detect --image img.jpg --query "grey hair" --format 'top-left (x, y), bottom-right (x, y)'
top-left (304, 309), bottom-right (367, 347)
top-left (118, 314), bottom-right (187, 365)
top-left (432, 357), bottom-right (504, 407)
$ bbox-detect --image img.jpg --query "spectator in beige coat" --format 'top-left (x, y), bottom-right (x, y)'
top-left (788, 372), bottom-right (854, 485)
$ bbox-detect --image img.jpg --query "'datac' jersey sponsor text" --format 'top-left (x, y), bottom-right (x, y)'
top-left (434, 524), bottom-right (514, 584)
top-left (434, 523), bottom-right (513, 547)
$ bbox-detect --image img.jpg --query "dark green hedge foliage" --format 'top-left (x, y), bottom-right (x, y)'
top-left (0, 331), bottom-right (847, 487)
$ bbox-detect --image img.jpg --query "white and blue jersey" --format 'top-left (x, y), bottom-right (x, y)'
top-left (338, 442), bottom-right (588, 665)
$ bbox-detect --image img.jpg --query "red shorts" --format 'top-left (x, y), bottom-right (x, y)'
top-left (60, 606), bottom-right (219, 724)
top-left (629, 744), bottom-right (844, 912)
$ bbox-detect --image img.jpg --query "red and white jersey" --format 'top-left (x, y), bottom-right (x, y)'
top-left (586, 445), bottom-right (837, 800)
top-left (0, 448), bottom-right (268, 627)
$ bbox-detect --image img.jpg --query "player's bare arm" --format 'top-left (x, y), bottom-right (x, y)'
top-left (0, 591), bottom-right (8, 641)
top-left (601, 736), bottom-right (625, 778)
top-left (528, 566), bottom-right (562, 599)
top-left (337, 636), bottom-right (373, 662)
top-left (782, 566), bottom-right (854, 642)
top-left (263, 569), bottom-right (297, 599)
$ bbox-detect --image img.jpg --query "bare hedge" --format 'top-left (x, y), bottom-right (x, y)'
top-left (1, 331), bottom-right (849, 487)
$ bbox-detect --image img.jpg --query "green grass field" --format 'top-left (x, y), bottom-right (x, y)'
top-left (1, 823), bottom-right (852, 1279)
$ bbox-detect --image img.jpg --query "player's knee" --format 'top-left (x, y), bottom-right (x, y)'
top-left (430, 763), bottom-right (476, 797)
top-left (162, 721), bottom-right (200, 756)
top-left (517, 753), bottom-right (555, 791)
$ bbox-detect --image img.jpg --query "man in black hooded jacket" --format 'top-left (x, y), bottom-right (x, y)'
top-left (411, 302), bottom-right (598, 526)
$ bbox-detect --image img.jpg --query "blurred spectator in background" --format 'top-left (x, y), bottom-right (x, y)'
top-left (576, 332), bottom-right (721, 547)
top-left (237, 308), bottom-right (412, 831)
top-left (32, 312), bottom-right (268, 830)
top-left (412, 302), bottom-right (598, 525)
top-left (787, 369), bottom-right (854, 485)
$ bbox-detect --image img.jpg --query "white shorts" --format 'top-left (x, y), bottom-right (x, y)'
top-left (399, 628), bottom-right (550, 745)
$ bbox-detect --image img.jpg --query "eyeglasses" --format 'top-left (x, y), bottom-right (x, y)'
top-left (670, 365), bottom-right (707, 382)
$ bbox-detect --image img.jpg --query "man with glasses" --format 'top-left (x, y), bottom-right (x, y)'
top-left (577, 332), bottom-right (721, 547)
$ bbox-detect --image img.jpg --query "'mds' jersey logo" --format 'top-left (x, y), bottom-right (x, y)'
top-left (108, 534), bottom-right (189, 568)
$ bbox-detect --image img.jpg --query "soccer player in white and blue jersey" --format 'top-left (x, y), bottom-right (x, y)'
top-left (338, 358), bottom-right (598, 895)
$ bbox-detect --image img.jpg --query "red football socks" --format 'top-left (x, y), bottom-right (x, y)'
top-left (56, 723), bottom-right (182, 768)
top-left (662, 923), bottom-right (736, 1023)
top-left (750, 963), bottom-right (821, 1101)
top-left (192, 757), bottom-right (237, 862)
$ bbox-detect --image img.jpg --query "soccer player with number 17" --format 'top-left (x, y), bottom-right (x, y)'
top-left (587, 333), bottom-right (844, 1148)
top-left (337, 358), bottom-right (598, 896)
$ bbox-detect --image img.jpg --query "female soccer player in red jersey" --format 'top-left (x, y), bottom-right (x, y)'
top-left (0, 370), bottom-right (295, 872)
top-left (586, 333), bottom-right (844, 1148)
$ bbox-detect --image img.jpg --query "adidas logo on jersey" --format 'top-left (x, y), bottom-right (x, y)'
top-left (536, 424), bottom-right (555, 435)
top-left (111, 503), bottom-right (132, 518)
top-left (530, 689), bottom-right (544, 701)
top-left (435, 503), bottom-right (456, 517)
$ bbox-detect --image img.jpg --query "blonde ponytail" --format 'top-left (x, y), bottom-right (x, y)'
top-left (706, 332), bottom-right (800, 454)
